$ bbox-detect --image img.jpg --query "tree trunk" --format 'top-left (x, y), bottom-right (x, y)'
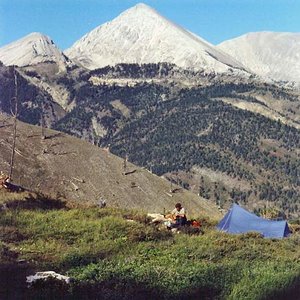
top-left (40, 79), bottom-right (46, 140)
top-left (8, 67), bottom-right (18, 181)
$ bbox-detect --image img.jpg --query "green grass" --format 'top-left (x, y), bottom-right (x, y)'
top-left (0, 196), bottom-right (299, 299)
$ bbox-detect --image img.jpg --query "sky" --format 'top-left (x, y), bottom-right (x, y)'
top-left (0, 0), bottom-right (299, 50)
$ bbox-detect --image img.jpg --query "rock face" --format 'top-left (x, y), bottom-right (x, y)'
top-left (0, 32), bottom-right (69, 70)
top-left (218, 32), bottom-right (300, 86)
top-left (65, 3), bottom-right (247, 73)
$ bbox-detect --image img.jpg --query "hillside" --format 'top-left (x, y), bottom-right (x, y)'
top-left (50, 64), bottom-right (300, 218)
top-left (0, 198), bottom-right (299, 299)
top-left (0, 63), bottom-right (66, 126)
top-left (0, 114), bottom-right (220, 218)
top-left (1, 62), bottom-right (299, 218)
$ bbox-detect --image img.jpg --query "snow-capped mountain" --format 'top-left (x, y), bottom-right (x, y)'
top-left (218, 32), bottom-right (300, 85)
top-left (0, 32), bottom-right (69, 69)
top-left (65, 3), bottom-right (247, 73)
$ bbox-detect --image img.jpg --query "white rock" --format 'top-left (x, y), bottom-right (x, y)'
top-left (26, 271), bottom-right (71, 285)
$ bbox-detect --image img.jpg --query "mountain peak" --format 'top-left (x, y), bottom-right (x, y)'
top-left (2, 32), bottom-right (53, 49)
top-left (0, 32), bottom-right (69, 68)
top-left (218, 31), bottom-right (300, 85)
top-left (130, 2), bottom-right (156, 11)
top-left (121, 3), bottom-right (160, 15)
top-left (26, 32), bottom-right (50, 39)
top-left (116, 2), bottom-right (169, 26)
top-left (66, 4), bottom-right (246, 72)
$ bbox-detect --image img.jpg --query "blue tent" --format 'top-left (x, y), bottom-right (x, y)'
top-left (217, 204), bottom-right (290, 238)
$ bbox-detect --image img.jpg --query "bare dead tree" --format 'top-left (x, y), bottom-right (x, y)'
top-left (41, 96), bottom-right (45, 140)
top-left (123, 153), bottom-right (128, 175)
top-left (170, 179), bottom-right (173, 193)
top-left (39, 78), bottom-right (46, 140)
top-left (8, 67), bottom-right (19, 181)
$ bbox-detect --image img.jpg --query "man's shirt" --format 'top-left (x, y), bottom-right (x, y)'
top-left (172, 207), bottom-right (185, 216)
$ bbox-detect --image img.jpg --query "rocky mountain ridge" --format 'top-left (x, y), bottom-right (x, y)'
top-left (0, 33), bottom-right (70, 72)
top-left (64, 3), bottom-right (248, 73)
top-left (218, 31), bottom-right (300, 88)
top-left (1, 4), bottom-right (300, 89)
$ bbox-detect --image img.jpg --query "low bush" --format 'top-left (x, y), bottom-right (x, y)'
top-left (0, 241), bottom-right (18, 262)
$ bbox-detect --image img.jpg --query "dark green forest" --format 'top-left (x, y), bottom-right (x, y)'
top-left (53, 67), bottom-right (300, 218)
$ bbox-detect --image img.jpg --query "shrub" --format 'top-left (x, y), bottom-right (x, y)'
top-left (0, 225), bottom-right (26, 243)
top-left (0, 241), bottom-right (18, 262)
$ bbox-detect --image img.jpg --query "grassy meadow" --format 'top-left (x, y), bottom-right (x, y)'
top-left (0, 191), bottom-right (299, 299)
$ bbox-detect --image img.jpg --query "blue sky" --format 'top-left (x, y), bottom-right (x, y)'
top-left (0, 0), bottom-right (299, 49)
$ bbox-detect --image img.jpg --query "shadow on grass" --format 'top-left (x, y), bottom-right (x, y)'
top-left (7, 274), bottom-right (223, 300)
top-left (25, 278), bottom-right (218, 300)
top-left (266, 277), bottom-right (300, 300)
top-left (0, 262), bottom-right (35, 300)
top-left (2, 267), bottom-right (299, 300)
top-left (5, 195), bottom-right (67, 210)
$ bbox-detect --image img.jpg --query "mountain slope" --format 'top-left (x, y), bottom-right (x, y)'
top-left (0, 113), bottom-right (220, 218)
top-left (65, 3), bottom-right (247, 73)
top-left (0, 63), bottom-right (65, 126)
top-left (53, 65), bottom-right (300, 218)
top-left (0, 32), bottom-right (70, 71)
top-left (218, 32), bottom-right (300, 87)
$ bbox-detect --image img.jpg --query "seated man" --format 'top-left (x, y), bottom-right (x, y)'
top-left (171, 203), bottom-right (187, 227)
